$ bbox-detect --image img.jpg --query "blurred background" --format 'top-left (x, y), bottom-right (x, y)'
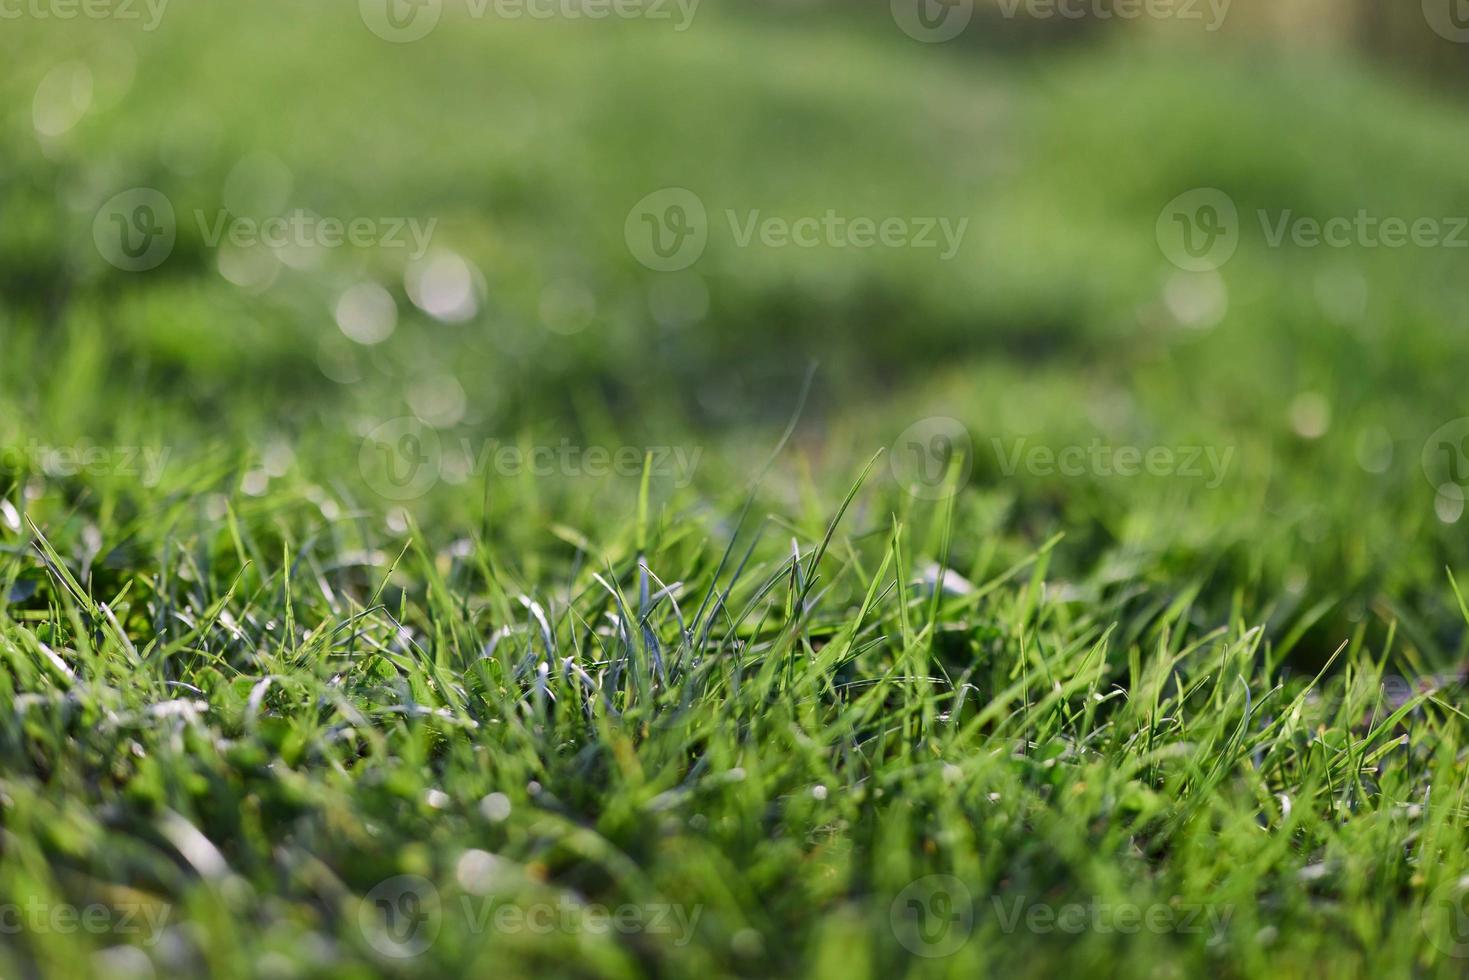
top-left (4, 0), bottom-right (1469, 668)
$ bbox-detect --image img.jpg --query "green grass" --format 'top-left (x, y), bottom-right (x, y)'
top-left (2, 2), bottom-right (1469, 977)
top-left (3, 457), bottom-right (1468, 978)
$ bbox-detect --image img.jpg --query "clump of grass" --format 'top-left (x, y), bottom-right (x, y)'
top-left (0, 459), bottom-right (1464, 977)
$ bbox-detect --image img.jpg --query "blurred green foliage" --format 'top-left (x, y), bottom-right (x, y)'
top-left (2, 4), bottom-right (1469, 976)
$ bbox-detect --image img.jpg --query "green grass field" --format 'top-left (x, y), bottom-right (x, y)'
top-left (2, 2), bottom-right (1469, 976)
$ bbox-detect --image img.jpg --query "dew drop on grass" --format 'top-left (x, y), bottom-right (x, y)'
top-left (335, 282), bottom-right (397, 346)
top-left (439, 445), bottom-right (473, 486)
top-left (406, 251), bottom-right (480, 323)
top-left (407, 375), bottom-right (466, 427)
top-left (480, 792), bottom-right (511, 822)
top-left (217, 244), bottom-right (279, 292)
top-left (316, 336), bottom-right (363, 384)
top-left (456, 848), bottom-right (504, 895)
top-left (1163, 270), bottom-right (1228, 332)
top-left (205, 494), bottom-right (229, 521)
top-left (731, 929), bottom-right (763, 958)
top-left (241, 470), bottom-right (269, 497)
top-left (1354, 426), bottom-right (1393, 473)
top-left (1289, 393), bottom-right (1331, 439)
top-left (1435, 490), bottom-right (1464, 524)
top-left (91, 945), bottom-right (153, 980)
top-left (263, 441), bottom-right (295, 478)
top-left (33, 62), bottom-right (93, 140)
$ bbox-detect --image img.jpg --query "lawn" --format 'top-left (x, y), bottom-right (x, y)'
top-left (1, 2), bottom-right (1468, 977)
